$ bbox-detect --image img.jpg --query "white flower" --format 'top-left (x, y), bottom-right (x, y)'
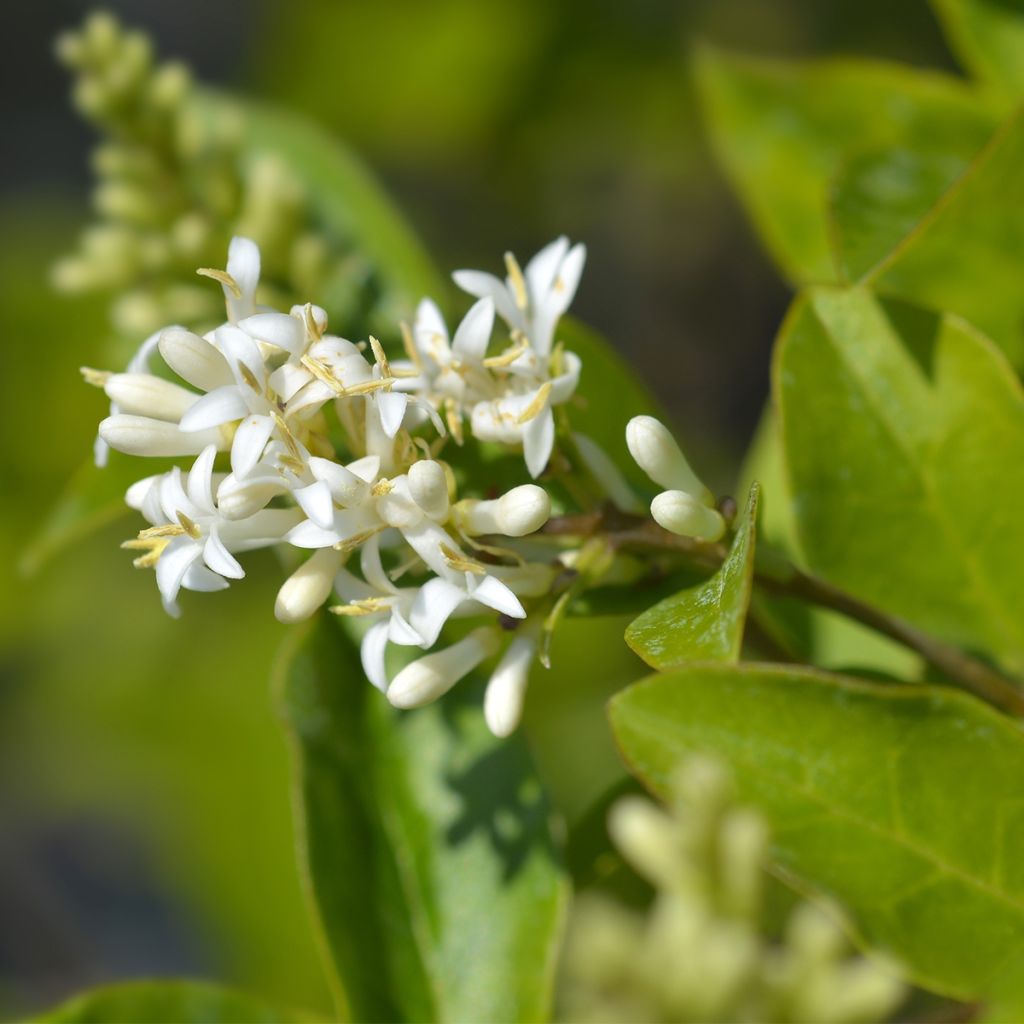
top-left (387, 626), bottom-right (502, 709)
top-left (453, 235), bottom-right (586, 358)
top-left (124, 445), bottom-right (301, 615)
top-left (483, 629), bottom-right (539, 737)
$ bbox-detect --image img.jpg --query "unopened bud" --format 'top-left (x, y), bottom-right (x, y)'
top-left (99, 415), bottom-right (225, 458)
top-left (388, 627), bottom-right (500, 709)
top-left (626, 415), bottom-right (713, 506)
top-left (408, 460), bottom-right (450, 521)
top-left (456, 484), bottom-right (551, 537)
top-left (102, 372), bottom-right (198, 422)
top-left (608, 796), bottom-right (679, 888)
top-left (275, 549), bottom-right (343, 624)
top-left (651, 490), bottom-right (725, 542)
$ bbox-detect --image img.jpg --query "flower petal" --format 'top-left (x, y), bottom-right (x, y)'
top-left (375, 391), bottom-right (408, 438)
top-left (294, 479), bottom-right (336, 531)
top-left (451, 296), bottom-right (495, 364)
top-left (203, 523), bottom-right (245, 579)
top-left (239, 312), bottom-right (304, 354)
top-left (452, 269), bottom-right (519, 326)
top-left (225, 236), bottom-right (260, 322)
top-left (186, 445), bottom-right (218, 512)
top-left (469, 574), bottom-right (526, 619)
top-left (361, 620), bottom-right (390, 692)
top-left (231, 414), bottom-right (276, 478)
top-left (388, 606), bottom-right (425, 646)
top-left (182, 561), bottom-right (231, 593)
top-left (409, 576), bottom-right (467, 647)
top-left (524, 236), bottom-right (569, 298)
top-left (179, 386), bottom-right (248, 433)
top-left (523, 406), bottom-right (555, 479)
top-left (156, 536), bottom-right (201, 610)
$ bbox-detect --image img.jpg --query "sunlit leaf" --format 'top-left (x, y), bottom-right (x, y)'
top-left (276, 616), bottom-right (568, 1024)
top-left (625, 483), bottom-right (758, 668)
top-left (867, 113), bottom-right (1024, 365)
top-left (694, 45), bottom-right (996, 283)
top-left (37, 980), bottom-right (315, 1024)
top-left (610, 662), bottom-right (1024, 1000)
top-left (931, 0), bottom-right (1024, 104)
top-left (776, 286), bottom-right (1024, 673)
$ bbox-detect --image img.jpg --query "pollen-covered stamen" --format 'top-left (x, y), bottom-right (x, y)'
top-left (400, 321), bottom-right (422, 370)
top-left (370, 478), bottom-right (394, 497)
top-left (302, 302), bottom-right (324, 342)
top-left (329, 596), bottom-right (393, 616)
top-left (176, 511), bottom-right (201, 539)
top-left (483, 340), bottom-right (529, 369)
top-left (238, 362), bottom-right (263, 395)
top-left (504, 251), bottom-right (529, 311)
top-left (121, 533), bottom-right (174, 568)
top-left (369, 336), bottom-right (391, 379)
top-left (270, 409), bottom-right (304, 463)
top-left (516, 381), bottom-right (553, 425)
top-left (333, 525), bottom-right (386, 553)
top-left (196, 267), bottom-right (242, 297)
top-left (80, 366), bottom-right (112, 387)
top-left (445, 398), bottom-right (464, 445)
top-left (440, 542), bottom-right (487, 575)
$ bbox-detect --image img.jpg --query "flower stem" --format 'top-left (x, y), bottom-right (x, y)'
top-left (540, 509), bottom-right (1024, 717)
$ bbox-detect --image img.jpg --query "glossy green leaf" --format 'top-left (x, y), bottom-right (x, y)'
top-left (738, 410), bottom-right (923, 680)
top-left (37, 980), bottom-right (315, 1024)
top-left (276, 616), bottom-right (568, 1024)
top-left (609, 662), bottom-right (1024, 1000)
top-left (830, 146), bottom-right (973, 282)
top-left (625, 483), bottom-right (758, 668)
top-left (776, 286), bottom-right (1024, 673)
top-left (932, 0), bottom-right (1024, 103)
top-left (694, 45), bottom-right (996, 283)
top-left (868, 113), bottom-right (1024, 365)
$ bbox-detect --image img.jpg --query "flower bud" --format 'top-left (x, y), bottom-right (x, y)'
top-left (408, 460), bottom-right (450, 521)
top-left (159, 327), bottom-right (234, 391)
top-left (275, 549), bottom-right (343, 624)
top-left (456, 485), bottom-right (551, 537)
top-left (484, 633), bottom-right (537, 738)
top-left (99, 415), bottom-right (225, 457)
top-left (650, 490), bottom-right (725, 542)
top-left (103, 372), bottom-right (198, 422)
top-left (626, 415), bottom-right (713, 506)
top-left (387, 627), bottom-right (500, 710)
top-left (607, 796), bottom-right (679, 889)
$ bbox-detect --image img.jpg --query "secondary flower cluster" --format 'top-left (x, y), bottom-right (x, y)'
top-left (87, 236), bottom-right (588, 736)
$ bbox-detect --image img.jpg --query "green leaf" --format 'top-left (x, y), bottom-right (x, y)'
top-left (276, 616), bottom-right (568, 1024)
top-left (609, 662), bottom-right (1024, 1001)
top-left (625, 483), bottom-right (758, 668)
top-left (776, 286), bottom-right (1024, 673)
top-left (37, 980), bottom-right (315, 1024)
top-left (694, 45), bottom-right (996, 283)
top-left (829, 146), bottom-right (974, 282)
top-left (932, 0), bottom-right (1024, 103)
top-left (867, 113), bottom-right (1024, 366)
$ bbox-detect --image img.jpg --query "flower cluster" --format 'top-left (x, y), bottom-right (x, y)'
top-left (560, 758), bottom-right (905, 1023)
top-left (86, 236), bottom-right (589, 736)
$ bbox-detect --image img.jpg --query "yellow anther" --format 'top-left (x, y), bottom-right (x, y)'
top-left (136, 524), bottom-right (187, 540)
top-left (483, 341), bottom-right (528, 369)
top-left (516, 381), bottom-right (553, 425)
top-left (333, 526), bottom-right (385, 553)
top-left (445, 398), bottom-right (464, 445)
top-left (303, 302), bottom-right (324, 341)
top-left (370, 478), bottom-right (393, 497)
top-left (341, 377), bottom-right (396, 396)
top-left (440, 542), bottom-right (487, 575)
top-left (177, 512), bottom-right (201, 539)
top-left (270, 409), bottom-right (303, 461)
top-left (196, 267), bottom-right (241, 297)
top-left (369, 336), bottom-right (391, 378)
top-left (80, 366), bottom-right (112, 387)
top-left (239, 362), bottom-right (262, 394)
top-left (504, 251), bottom-right (529, 310)
top-left (400, 321), bottom-right (422, 369)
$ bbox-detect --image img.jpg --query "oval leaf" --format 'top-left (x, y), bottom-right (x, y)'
top-left (275, 616), bottom-right (568, 1024)
top-left (776, 286), bottom-right (1024, 673)
top-left (625, 483), bottom-right (759, 668)
top-left (610, 662), bottom-right (1024, 1001)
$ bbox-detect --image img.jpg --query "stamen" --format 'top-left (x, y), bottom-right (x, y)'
top-left (445, 398), bottom-right (464, 445)
top-left (370, 479), bottom-right (393, 496)
top-left (239, 362), bottom-right (263, 394)
top-left (80, 366), bottom-right (112, 387)
top-left (504, 251), bottom-right (529, 310)
top-left (176, 512), bottom-right (201, 539)
top-left (441, 542), bottom-right (487, 575)
top-left (270, 409), bottom-right (303, 462)
top-left (400, 321), bottom-right (422, 369)
top-left (329, 597), bottom-right (392, 616)
top-left (483, 341), bottom-right (528, 369)
top-left (369, 336), bottom-right (391, 379)
top-left (516, 381), bottom-right (553, 425)
top-left (196, 267), bottom-right (241, 297)
top-left (333, 526), bottom-right (385, 553)
top-left (303, 302), bottom-right (324, 341)
top-left (136, 524), bottom-right (187, 539)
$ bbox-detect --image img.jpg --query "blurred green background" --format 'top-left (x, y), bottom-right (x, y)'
top-left (0, 0), bottom-right (963, 1017)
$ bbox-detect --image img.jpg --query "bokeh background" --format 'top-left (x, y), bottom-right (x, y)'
top-left (0, 0), bottom-right (964, 1017)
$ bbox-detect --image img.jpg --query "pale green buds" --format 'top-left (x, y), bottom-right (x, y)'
top-left (275, 549), bottom-right (343, 624)
top-left (455, 484), bottom-right (551, 537)
top-left (408, 460), bottom-right (450, 522)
